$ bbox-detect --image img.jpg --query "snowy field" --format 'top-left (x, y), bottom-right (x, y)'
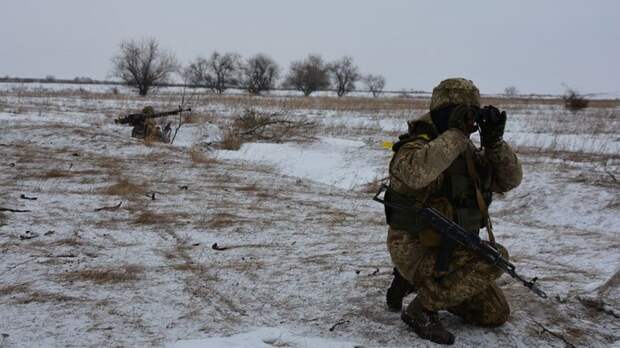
top-left (0, 84), bottom-right (619, 347)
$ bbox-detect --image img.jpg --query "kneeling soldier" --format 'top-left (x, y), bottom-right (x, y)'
top-left (385, 78), bottom-right (522, 345)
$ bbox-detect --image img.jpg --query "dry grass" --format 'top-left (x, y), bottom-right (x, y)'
top-left (14, 291), bottom-right (78, 304)
top-left (255, 190), bottom-right (281, 201)
top-left (218, 258), bottom-right (265, 273)
top-left (58, 265), bottom-right (143, 284)
top-left (3, 87), bottom-right (617, 113)
top-left (193, 94), bottom-right (429, 112)
top-left (0, 283), bottom-right (30, 296)
top-left (51, 237), bottom-right (86, 247)
top-left (359, 178), bottom-right (383, 194)
top-left (101, 178), bottom-right (148, 196)
top-left (144, 134), bottom-right (156, 146)
top-left (220, 128), bottom-right (242, 150)
top-left (218, 108), bottom-right (319, 150)
top-left (182, 111), bottom-right (212, 124)
top-left (95, 155), bottom-right (122, 176)
top-left (189, 146), bottom-right (219, 165)
top-left (481, 96), bottom-right (618, 109)
top-left (41, 169), bottom-right (74, 178)
top-left (18, 167), bottom-right (100, 180)
top-left (133, 210), bottom-right (190, 225)
top-left (171, 263), bottom-right (208, 272)
top-left (327, 210), bottom-right (355, 225)
top-left (236, 184), bottom-right (259, 192)
top-left (203, 212), bottom-right (242, 228)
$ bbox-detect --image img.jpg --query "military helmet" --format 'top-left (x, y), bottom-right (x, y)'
top-left (430, 78), bottom-right (480, 111)
top-left (142, 106), bottom-right (155, 115)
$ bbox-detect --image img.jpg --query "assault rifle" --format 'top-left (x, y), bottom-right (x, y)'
top-left (114, 107), bottom-right (192, 126)
top-left (373, 184), bottom-right (548, 299)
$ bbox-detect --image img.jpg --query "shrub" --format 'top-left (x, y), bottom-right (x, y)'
top-left (217, 109), bottom-right (317, 150)
top-left (563, 87), bottom-right (589, 111)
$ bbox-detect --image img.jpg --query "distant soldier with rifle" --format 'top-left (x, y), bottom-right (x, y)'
top-left (115, 106), bottom-right (191, 143)
top-left (378, 78), bottom-right (537, 345)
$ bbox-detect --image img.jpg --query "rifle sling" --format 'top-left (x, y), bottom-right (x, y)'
top-left (464, 148), bottom-right (495, 244)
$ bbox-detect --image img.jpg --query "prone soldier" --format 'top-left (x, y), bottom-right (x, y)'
top-left (115, 105), bottom-right (188, 143)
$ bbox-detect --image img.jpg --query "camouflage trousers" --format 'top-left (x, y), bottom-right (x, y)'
top-left (387, 227), bottom-right (510, 327)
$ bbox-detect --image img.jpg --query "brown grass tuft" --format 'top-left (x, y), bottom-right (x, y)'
top-left (102, 178), bottom-right (148, 196)
top-left (189, 146), bottom-right (219, 165)
top-left (0, 283), bottom-right (30, 296)
top-left (52, 237), bottom-right (86, 247)
top-left (133, 210), bottom-right (190, 225)
top-left (236, 184), bottom-right (259, 192)
top-left (171, 263), bottom-right (208, 272)
top-left (42, 169), bottom-right (74, 178)
top-left (204, 212), bottom-right (241, 228)
top-left (182, 112), bottom-right (201, 124)
top-left (143, 132), bottom-right (161, 146)
top-left (220, 128), bottom-right (242, 150)
top-left (14, 291), bottom-right (77, 304)
top-left (58, 265), bottom-right (143, 284)
top-left (95, 156), bottom-right (122, 176)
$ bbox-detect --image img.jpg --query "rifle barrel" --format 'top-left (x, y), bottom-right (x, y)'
top-left (114, 108), bottom-right (192, 125)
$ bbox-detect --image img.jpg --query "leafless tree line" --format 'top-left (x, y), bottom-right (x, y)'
top-left (111, 38), bottom-right (386, 97)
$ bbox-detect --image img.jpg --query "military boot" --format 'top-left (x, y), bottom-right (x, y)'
top-left (386, 268), bottom-right (416, 312)
top-left (401, 297), bottom-right (455, 345)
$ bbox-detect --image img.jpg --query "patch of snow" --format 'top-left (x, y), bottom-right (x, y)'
top-left (217, 137), bottom-right (383, 189)
top-left (171, 327), bottom-right (361, 348)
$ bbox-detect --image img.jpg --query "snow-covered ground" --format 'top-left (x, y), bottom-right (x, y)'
top-left (0, 86), bottom-right (619, 347)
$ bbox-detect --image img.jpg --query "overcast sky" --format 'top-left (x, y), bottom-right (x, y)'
top-left (2, 0), bottom-right (619, 95)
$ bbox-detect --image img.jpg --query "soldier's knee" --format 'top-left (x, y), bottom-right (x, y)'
top-left (479, 295), bottom-right (510, 327)
top-left (480, 305), bottom-right (510, 327)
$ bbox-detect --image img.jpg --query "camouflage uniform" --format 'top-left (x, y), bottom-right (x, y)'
top-left (386, 78), bottom-right (522, 329)
top-left (132, 106), bottom-right (164, 142)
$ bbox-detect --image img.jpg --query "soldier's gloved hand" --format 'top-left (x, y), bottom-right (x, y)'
top-left (448, 105), bottom-right (477, 135)
top-left (478, 105), bottom-right (507, 147)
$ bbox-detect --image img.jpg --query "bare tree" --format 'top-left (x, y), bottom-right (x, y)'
top-left (363, 74), bottom-right (386, 97)
top-left (242, 54), bottom-right (280, 95)
top-left (328, 56), bottom-right (360, 97)
top-left (504, 86), bottom-right (519, 97)
top-left (111, 38), bottom-right (178, 96)
top-left (185, 52), bottom-right (241, 94)
top-left (283, 54), bottom-right (330, 96)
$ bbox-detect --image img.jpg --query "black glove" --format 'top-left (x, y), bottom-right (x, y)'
top-left (478, 105), bottom-right (506, 146)
top-left (448, 105), bottom-right (477, 135)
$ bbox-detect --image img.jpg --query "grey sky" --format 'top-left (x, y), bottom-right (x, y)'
top-left (2, 0), bottom-right (619, 95)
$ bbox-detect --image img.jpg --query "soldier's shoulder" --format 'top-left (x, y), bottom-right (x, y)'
top-left (407, 112), bottom-right (437, 140)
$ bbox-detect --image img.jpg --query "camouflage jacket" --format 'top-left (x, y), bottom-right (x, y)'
top-left (389, 113), bottom-right (522, 202)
